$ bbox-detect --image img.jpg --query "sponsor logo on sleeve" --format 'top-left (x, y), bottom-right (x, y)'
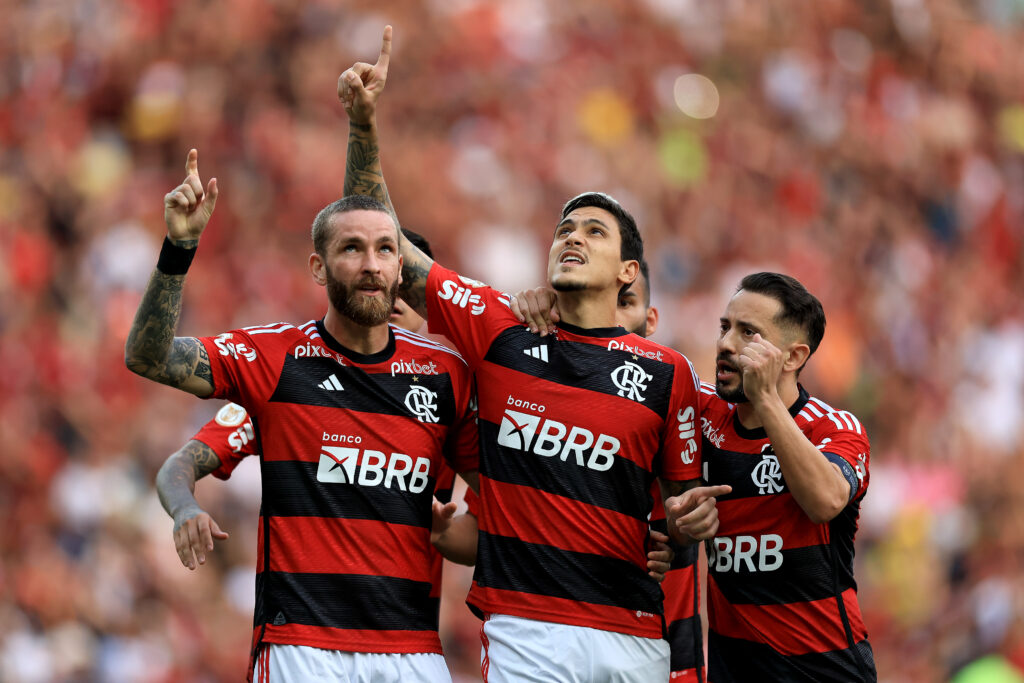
top-left (215, 403), bottom-right (247, 427)
top-left (213, 333), bottom-right (257, 362)
top-left (677, 407), bottom-right (698, 464)
top-left (438, 279), bottom-right (486, 315)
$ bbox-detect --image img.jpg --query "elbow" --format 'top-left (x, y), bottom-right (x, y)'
top-left (802, 495), bottom-right (846, 525)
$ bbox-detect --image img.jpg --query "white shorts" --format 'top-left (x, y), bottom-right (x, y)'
top-left (252, 643), bottom-right (452, 683)
top-left (480, 614), bottom-right (670, 683)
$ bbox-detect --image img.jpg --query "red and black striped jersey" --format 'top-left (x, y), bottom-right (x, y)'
top-left (196, 319), bottom-right (477, 668)
top-left (425, 264), bottom-right (702, 639)
top-left (699, 382), bottom-right (876, 682)
top-left (650, 483), bottom-right (704, 680)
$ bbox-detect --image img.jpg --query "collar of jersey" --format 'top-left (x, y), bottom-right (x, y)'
top-left (555, 321), bottom-right (627, 338)
top-left (732, 384), bottom-right (811, 440)
top-left (315, 319), bottom-right (396, 365)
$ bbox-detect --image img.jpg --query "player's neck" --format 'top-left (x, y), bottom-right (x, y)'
top-left (554, 289), bottom-right (618, 330)
top-left (322, 308), bottom-right (391, 356)
top-left (735, 379), bottom-right (802, 428)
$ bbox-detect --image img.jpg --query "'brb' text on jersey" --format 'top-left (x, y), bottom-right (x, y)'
top-left (426, 264), bottom-right (702, 639)
top-left (699, 382), bottom-right (876, 682)
top-left (197, 320), bottom-right (477, 680)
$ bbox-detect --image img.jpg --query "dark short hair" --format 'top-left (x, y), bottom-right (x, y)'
top-left (738, 272), bottom-right (826, 362)
top-left (311, 195), bottom-right (396, 256)
top-left (561, 192), bottom-right (643, 297)
top-left (401, 227), bottom-right (433, 259)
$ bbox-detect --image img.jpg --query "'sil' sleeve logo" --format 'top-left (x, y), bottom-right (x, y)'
top-left (318, 446), bottom-right (359, 483)
top-left (610, 361), bottom-right (653, 402)
top-left (497, 409), bottom-right (541, 450)
top-left (404, 385), bottom-right (439, 423)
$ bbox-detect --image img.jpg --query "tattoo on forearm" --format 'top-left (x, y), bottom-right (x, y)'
top-left (344, 122), bottom-right (397, 222)
top-left (399, 254), bottom-right (433, 318)
top-left (186, 440), bottom-right (222, 479)
top-left (125, 270), bottom-right (209, 390)
top-left (156, 441), bottom-right (221, 522)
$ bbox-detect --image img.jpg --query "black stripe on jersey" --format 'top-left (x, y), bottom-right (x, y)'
top-left (268, 355), bottom-right (456, 426)
top-left (261, 461), bottom-right (434, 528)
top-left (483, 327), bottom-right (674, 420)
top-left (708, 631), bottom-right (876, 683)
top-left (474, 531), bottom-right (662, 614)
top-left (258, 571), bottom-right (439, 633)
top-left (478, 419), bottom-right (654, 522)
top-left (709, 544), bottom-right (856, 606)
top-left (667, 614), bottom-right (704, 675)
top-left (649, 519), bottom-right (699, 571)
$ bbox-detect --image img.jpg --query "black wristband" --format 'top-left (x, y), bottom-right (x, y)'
top-left (156, 237), bottom-right (197, 275)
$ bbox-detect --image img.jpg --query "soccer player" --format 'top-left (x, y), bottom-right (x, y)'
top-left (338, 27), bottom-right (728, 682)
top-left (511, 264), bottom-right (705, 681)
top-left (702, 272), bottom-right (875, 681)
top-left (125, 154), bottom-right (479, 682)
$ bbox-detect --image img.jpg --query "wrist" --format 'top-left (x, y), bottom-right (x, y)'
top-left (157, 236), bottom-right (198, 275)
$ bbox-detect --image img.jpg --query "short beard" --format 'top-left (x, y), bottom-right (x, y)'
top-left (552, 279), bottom-right (587, 292)
top-left (326, 272), bottom-right (399, 327)
top-left (715, 380), bottom-right (749, 404)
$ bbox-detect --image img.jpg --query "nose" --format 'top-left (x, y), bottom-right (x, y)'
top-left (717, 328), bottom-right (736, 355)
top-left (361, 250), bottom-right (382, 274)
top-left (564, 226), bottom-right (584, 246)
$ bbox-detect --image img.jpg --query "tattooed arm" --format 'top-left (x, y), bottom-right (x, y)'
top-left (338, 25), bottom-right (434, 318)
top-left (156, 439), bottom-right (229, 570)
top-left (125, 149), bottom-right (218, 397)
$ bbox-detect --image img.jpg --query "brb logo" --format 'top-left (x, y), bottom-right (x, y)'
top-left (676, 407), bottom-right (698, 464)
top-left (404, 385), bottom-right (439, 423)
top-left (497, 395), bottom-right (619, 471)
top-left (317, 433), bottom-right (430, 493)
top-left (610, 361), bottom-right (652, 402)
top-left (438, 279), bottom-right (486, 315)
top-left (752, 444), bottom-right (784, 495)
top-left (709, 534), bottom-right (784, 573)
top-left (214, 333), bottom-right (257, 362)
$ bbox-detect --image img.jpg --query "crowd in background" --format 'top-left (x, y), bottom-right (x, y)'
top-left (2, 0), bottom-right (1023, 680)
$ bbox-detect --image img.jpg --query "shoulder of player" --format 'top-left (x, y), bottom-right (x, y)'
top-left (796, 394), bottom-right (868, 439)
top-left (392, 326), bottom-right (469, 369)
top-left (429, 265), bottom-right (516, 316)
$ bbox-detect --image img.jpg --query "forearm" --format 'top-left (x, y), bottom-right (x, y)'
top-left (344, 121), bottom-right (396, 222)
top-left (433, 514), bottom-right (479, 566)
top-left (757, 399), bottom-right (849, 523)
top-left (125, 266), bottom-right (213, 396)
top-left (156, 441), bottom-right (222, 521)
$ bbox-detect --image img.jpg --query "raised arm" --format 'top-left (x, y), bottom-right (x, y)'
top-left (124, 149), bottom-right (218, 397)
top-left (338, 25), bottom-right (433, 318)
top-left (156, 439), bottom-right (229, 570)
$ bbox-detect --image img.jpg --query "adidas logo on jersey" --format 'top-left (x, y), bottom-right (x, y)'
top-left (317, 374), bottom-right (344, 391)
top-left (317, 445), bottom-right (431, 493)
top-left (523, 345), bottom-right (548, 362)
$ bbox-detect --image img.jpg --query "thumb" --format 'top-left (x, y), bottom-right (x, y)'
top-left (210, 519), bottom-right (229, 540)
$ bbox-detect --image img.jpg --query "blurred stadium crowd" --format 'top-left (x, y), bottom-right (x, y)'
top-left (2, 0), bottom-right (1023, 680)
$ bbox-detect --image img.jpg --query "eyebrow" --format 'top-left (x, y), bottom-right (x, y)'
top-left (555, 217), bottom-right (611, 235)
top-left (723, 317), bottom-right (765, 334)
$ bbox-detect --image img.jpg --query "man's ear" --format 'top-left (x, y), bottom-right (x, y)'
top-left (398, 254), bottom-right (403, 286)
top-left (310, 252), bottom-right (327, 286)
top-left (784, 342), bottom-right (811, 373)
top-left (645, 306), bottom-right (659, 338)
top-left (618, 259), bottom-right (639, 287)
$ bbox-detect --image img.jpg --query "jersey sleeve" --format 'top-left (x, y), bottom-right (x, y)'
top-left (808, 411), bottom-right (871, 503)
top-left (658, 354), bottom-right (703, 483)
top-left (443, 383), bottom-right (480, 474)
top-left (424, 263), bottom-right (520, 368)
top-left (196, 326), bottom-right (277, 407)
top-left (463, 486), bottom-right (481, 518)
top-left (191, 403), bottom-right (258, 480)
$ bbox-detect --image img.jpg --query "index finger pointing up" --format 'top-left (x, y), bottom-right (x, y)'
top-left (185, 148), bottom-right (199, 177)
top-left (376, 25), bottom-right (392, 69)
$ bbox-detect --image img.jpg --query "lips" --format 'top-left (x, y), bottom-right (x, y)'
top-left (716, 357), bottom-right (739, 381)
top-left (559, 249), bottom-right (586, 265)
